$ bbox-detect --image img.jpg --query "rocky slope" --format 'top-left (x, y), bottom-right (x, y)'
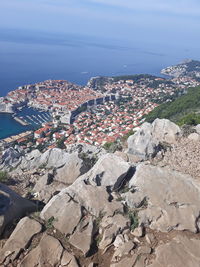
top-left (1, 119), bottom-right (200, 266)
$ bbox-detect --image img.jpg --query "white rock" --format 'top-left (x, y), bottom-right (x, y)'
top-left (127, 163), bottom-right (200, 233)
top-left (188, 133), bottom-right (200, 142)
top-left (82, 153), bottom-right (131, 190)
top-left (149, 235), bottom-right (200, 267)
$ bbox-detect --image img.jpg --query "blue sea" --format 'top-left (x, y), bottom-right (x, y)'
top-left (0, 28), bottom-right (200, 139)
top-left (0, 107), bottom-right (51, 140)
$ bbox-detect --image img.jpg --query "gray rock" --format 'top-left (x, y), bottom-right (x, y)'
top-left (128, 163), bottom-right (200, 233)
top-left (21, 148), bottom-right (72, 170)
top-left (149, 235), bottom-right (200, 267)
top-left (188, 132), bottom-right (200, 142)
top-left (145, 233), bottom-right (156, 245)
top-left (152, 118), bottom-right (181, 144)
top-left (131, 226), bottom-right (144, 237)
top-left (24, 149), bottom-right (41, 161)
top-left (55, 153), bottom-right (85, 185)
top-left (41, 179), bottom-right (123, 226)
top-left (61, 250), bottom-right (79, 267)
top-left (0, 147), bottom-right (23, 170)
top-left (66, 143), bottom-right (106, 158)
top-left (112, 241), bottom-right (135, 262)
top-left (82, 153), bottom-right (131, 190)
top-left (110, 256), bottom-right (138, 267)
top-left (69, 216), bottom-right (94, 256)
top-left (127, 119), bottom-right (180, 160)
top-left (0, 183), bottom-right (37, 236)
top-left (127, 122), bottom-right (157, 160)
top-left (113, 234), bottom-right (125, 248)
top-left (40, 193), bottom-right (82, 235)
top-left (0, 217), bottom-right (41, 264)
top-left (99, 214), bottom-right (130, 250)
top-left (138, 245), bottom-right (151, 254)
top-left (33, 153), bottom-right (88, 203)
top-left (20, 234), bottom-right (63, 267)
top-left (33, 171), bottom-right (66, 203)
top-left (114, 151), bottom-right (129, 162)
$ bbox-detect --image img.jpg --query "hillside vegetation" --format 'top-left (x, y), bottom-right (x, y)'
top-left (145, 85), bottom-right (200, 124)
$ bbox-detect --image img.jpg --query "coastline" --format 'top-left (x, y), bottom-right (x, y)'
top-left (0, 130), bottom-right (33, 144)
top-left (0, 106), bottom-right (52, 141)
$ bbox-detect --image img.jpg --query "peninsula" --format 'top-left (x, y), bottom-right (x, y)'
top-left (1, 60), bottom-right (200, 152)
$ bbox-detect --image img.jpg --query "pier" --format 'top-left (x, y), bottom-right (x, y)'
top-left (13, 116), bottom-right (29, 126)
top-left (0, 131), bottom-right (33, 144)
top-left (25, 113), bottom-right (52, 125)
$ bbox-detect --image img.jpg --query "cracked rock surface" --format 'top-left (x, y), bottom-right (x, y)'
top-left (126, 163), bottom-right (200, 232)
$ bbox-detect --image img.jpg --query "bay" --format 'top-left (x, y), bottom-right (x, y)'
top-left (0, 29), bottom-right (200, 139)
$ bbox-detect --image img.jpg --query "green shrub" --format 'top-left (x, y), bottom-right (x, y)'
top-left (128, 211), bottom-right (139, 231)
top-left (103, 141), bottom-right (122, 153)
top-left (45, 216), bottom-right (56, 229)
top-left (177, 113), bottom-right (200, 126)
top-left (56, 137), bottom-right (66, 149)
top-left (0, 171), bottom-right (8, 183)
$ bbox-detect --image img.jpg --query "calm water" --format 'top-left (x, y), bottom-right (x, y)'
top-left (0, 107), bottom-right (51, 140)
top-left (0, 28), bottom-right (200, 139)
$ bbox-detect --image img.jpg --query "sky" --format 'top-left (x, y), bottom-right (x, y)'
top-left (0, 0), bottom-right (200, 94)
top-left (0, 0), bottom-right (200, 47)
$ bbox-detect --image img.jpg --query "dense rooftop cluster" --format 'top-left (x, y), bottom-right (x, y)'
top-left (4, 80), bottom-right (102, 112)
top-left (1, 69), bottom-right (200, 152)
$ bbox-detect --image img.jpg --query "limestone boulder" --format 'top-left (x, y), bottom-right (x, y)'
top-left (20, 148), bottom-right (72, 170)
top-left (152, 118), bottom-right (181, 144)
top-left (0, 147), bottom-right (23, 170)
top-left (33, 171), bottom-right (66, 203)
top-left (111, 241), bottom-right (135, 262)
top-left (99, 214), bottom-right (130, 250)
top-left (33, 153), bottom-right (88, 203)
top-left (40, 193), bottom-right (82, 236)
top-left (149, 235), bottom-right (200, 267)
top-left (69, 216), bottom-right (94, 256)
top-left (23, 149), bottom-right (41, 161)
top-left (55, 153), bottom-right (85, 185)
top-left (114, 151), bottom-right (129, 162)
top-left (0, 183), bottom-right (37, 236)
top-left (40, 179), bottom-right (123, 235)
top-left (41, 177), bottom-right (123, 223)
top-left (188, 132), bottom-right (200, 142)
top-left (61, 251), bottom-right (79, 267)
top-left (65, 142), bottom-right (106, 158)
top-left (127, 119), bottom-right (180, 160)
top-left (127, 122), bottom-right (157, 160)
top-left (0, 217), bottom-right (41, 264)
top-left (82, 153), bottom-right (131, 190)
top-left (20, 234), bottom-right (63, 267)
top-left (126, 163), bottom-right (200, 232)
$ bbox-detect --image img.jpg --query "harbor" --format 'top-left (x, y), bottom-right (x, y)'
top-left (0, 106), bottom-right (52, 140)
top-left (12, 109), bottom-right (52, 126)
top-left (13, 116), bottom-right (29, 126)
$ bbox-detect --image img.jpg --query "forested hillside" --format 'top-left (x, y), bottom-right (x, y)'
top-left (145, 85), bottom-right (200, 124)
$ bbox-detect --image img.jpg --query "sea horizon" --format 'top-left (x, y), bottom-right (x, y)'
top-left (1, 28), bottom-right (199, 97)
